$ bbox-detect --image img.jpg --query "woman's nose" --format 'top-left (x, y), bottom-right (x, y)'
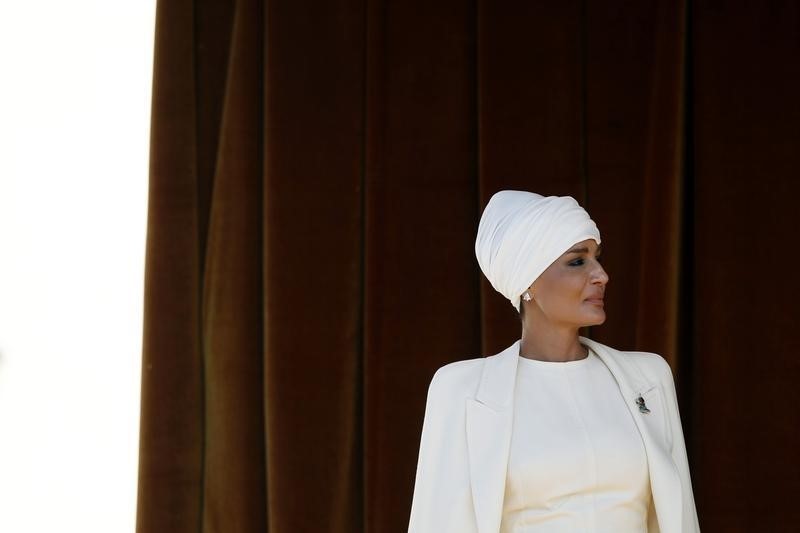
top-left (593, 263), bottom-right (609, 285)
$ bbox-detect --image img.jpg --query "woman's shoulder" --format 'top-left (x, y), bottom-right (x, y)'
top-left (619, 349), bottom-right (674, 383)
top-left (620, 351), bottom-right (674, 384)
top-left (430, 356), bottom-right (485, 384)
top-left (584, 339), bottom-right (672, 381)
top-left (584, 336), bottom-right (673, 379)
top-left (425, 341), bottom-right (521, 405)
top-left (426, 356), bottom-right (486, 397)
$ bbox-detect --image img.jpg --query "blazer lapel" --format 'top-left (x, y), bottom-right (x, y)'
top-left (466, 341), bottom-right (519, 533)
top-left (580, 337), bottom-right (684, 533)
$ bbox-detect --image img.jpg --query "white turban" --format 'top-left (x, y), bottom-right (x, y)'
top-left (475, 190), bottom-right (601, 312)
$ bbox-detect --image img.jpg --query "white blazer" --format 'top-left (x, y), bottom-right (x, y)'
top-left (408, 336), bottom-right (700, 533)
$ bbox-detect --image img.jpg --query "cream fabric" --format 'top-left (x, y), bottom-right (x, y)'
top-left (500, 351), bottom-right (650, 532)
top-left (475, 191), bottom-right (601, 311)
top-left (407, 337), bottom-right (700, 533)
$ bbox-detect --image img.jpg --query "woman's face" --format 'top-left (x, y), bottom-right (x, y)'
top-left (528, 239), bottom-right (609, 328)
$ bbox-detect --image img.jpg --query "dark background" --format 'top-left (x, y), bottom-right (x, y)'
top-left (136, 0), bottom-right (800, 531)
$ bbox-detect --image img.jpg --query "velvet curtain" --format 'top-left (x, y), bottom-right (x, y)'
top-left (136, 0), bottom-right (800, 531)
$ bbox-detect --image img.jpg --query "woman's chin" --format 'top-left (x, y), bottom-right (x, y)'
top-left (584, 312), bottom-right (606, 326)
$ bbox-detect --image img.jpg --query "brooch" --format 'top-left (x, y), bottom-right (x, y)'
top-left (635, 395), bottom-right (651, 414)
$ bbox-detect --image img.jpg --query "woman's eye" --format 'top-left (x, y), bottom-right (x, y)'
top-left (569, 256), bottom-right (601, 267)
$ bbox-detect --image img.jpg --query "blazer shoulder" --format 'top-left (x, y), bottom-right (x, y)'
top-left (583, 336), bottom-right (672, 381)
top-left (427, 356), bottom-right (486, 398)
top-left (623, 350), bottom-right (674, 382)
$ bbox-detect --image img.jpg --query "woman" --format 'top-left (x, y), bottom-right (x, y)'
top-left (408, 191), bottom-right (699, 533)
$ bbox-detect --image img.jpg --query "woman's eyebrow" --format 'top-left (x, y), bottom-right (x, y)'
top-left (565, 244), bottom-right (603, 255)
top-left (565, 247), bottom-right (588, 254)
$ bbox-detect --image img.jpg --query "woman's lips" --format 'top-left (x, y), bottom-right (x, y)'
top-left (586, 298), bottom-right (604, 306)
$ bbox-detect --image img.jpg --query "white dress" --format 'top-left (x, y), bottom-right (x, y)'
top-left (499, 348), bottom-right (651, 533)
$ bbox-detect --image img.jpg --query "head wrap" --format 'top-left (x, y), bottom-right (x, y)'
top-left (475, 190), bottom-right (601, 312)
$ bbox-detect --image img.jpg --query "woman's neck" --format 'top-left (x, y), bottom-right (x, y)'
top-left (519, 324), bottom-right (587, 362)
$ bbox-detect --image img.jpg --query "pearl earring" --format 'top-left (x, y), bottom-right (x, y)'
top-left (522, 292), bottom-right (532, 302)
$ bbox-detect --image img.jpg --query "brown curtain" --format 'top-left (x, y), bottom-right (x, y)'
top-left (136, 0), bottom-right (800, 531)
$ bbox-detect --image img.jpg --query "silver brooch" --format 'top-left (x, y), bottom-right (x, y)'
top-left (635, 395), bottom-right (651, 414)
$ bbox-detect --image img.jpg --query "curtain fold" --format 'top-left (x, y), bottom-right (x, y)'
top-left (691, 1), bottom-right (800, 529)
top-left (137, 0), bottom-right (204, 530)
top-left (262, 0), bottom-right (366, 531)
top-left (200, 0), bottom-right (265, 529)
top-left (631, 0), bottom-right (687, 366)
top-left (137, 0), bottom-right (800, 531)
top-left (362, 1), bottom-right (480, 528)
